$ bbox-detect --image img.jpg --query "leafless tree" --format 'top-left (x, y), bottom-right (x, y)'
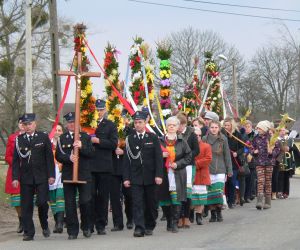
top-left (164, 27), bottom-right (245, 96)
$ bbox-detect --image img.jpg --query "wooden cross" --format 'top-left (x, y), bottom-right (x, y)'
top-left (58, 51), bottom-right (101, 184)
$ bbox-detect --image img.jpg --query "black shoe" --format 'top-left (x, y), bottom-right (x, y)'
top-left (209, 210), bottom-right (217, 222)
top-left (196, 213), bottom-right (203, 225)
top-left (250, 196), bottom-right (255, 201)
top-left (68, 235), bottom-right (77, 240)
top-left (216, 208), bottom-right (223, 222)
top-left (23, 235), bottom-right (34, 241)
top-left (203, 206), bottom-right (209, 217)
top-left (42, 228), bottom-right (50, 238)
top-left (97, 229), bottom-right (106, 235)
top-left (126, 221), bottom-right (133, 230)
top-left (133, 230), bottom-right (144, 237)
top-left (145, 229), bottom-right (153, 236)
top-left (83, 230), bottom-right (92, 238)
top-left (17, 217), bottom-right (23, 234)
top-left (189, 209), bottom-right (195, 223)
top-left (111, 226), bottom-right (123, 232)
top-left (240, 199), bottom-right (245, 206)
top-left (171, 222), bottom-right (178, 233)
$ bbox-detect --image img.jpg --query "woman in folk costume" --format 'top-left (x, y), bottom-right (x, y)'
top-left (4, 116), bottom-right (25, 233)
top-left (202, 120), bottom-right (233, 222)
top-left (251, 120), bottom-right (280, 209)
top-left (176, 112), bottom-right (200, 228)
top-left (49, 123), bottom-right (65, 233)
top-left (223, 117), bottom-right (246, 207)
top-left (192, 127), bottom-right (212, 225)
top-left (158, 116), bottom-right (192, 233)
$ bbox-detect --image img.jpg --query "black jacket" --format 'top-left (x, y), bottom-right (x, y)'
top-left (123, 131), bottom-right (163, 185)
top-left (55, 131), bottom-right (94, 182)
top-left (91, 118), bottom-right (118, 173)
top-left (181, 126), bottom-right (200, 165)
top-left (12, 131), bottom-right (55, 185)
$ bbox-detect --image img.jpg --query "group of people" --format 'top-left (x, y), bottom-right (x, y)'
top-left (4, 99), bottom-right (300, 241)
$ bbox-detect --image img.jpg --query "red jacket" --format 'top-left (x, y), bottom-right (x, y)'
top-left (4, 132), bottom-right (21, 194)
top-left (194, 141), bottom-right (212, 186)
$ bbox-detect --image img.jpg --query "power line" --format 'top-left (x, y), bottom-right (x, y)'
top-left (183, 0), bottom-right (300, 13)
top-left (128, 0), bottom-right (300, 22)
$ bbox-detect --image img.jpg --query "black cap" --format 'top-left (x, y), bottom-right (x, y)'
top-left (95, 99), bottom-right (106, 110)
top-left (21, 113), bottom-right (36, 123)
top-left (63, 112), bottom-right (75, 122)
top-left (133, 111), bottom-right (147, 121)
top-left (18, 115), bottom-right (24, 123)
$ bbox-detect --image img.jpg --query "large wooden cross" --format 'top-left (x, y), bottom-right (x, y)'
top-left (58, 51), bottom-right (101, 184)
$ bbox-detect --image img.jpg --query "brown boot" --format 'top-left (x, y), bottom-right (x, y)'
top-left (177, 218), bottom-right (184, 228)
top-left (184, 218), bottom-right (191, 228)
top-left (263, 196), bottom-right (271, 209)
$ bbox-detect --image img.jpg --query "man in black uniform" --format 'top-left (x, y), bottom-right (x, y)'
top-left (12, 113), bottom-right (55, 241)
top-left (55, 112), bottom-right (94, 240)
top-left (123, 111), bottom-right (163, 237)
top-left (90, 99), bottom-right (118, 235)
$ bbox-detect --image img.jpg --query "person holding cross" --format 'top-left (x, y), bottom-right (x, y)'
top-left (90, 99), bottom-right (118, 235)
top-left (123, 111), bottom-right (163, 237)
top-left (55, 112), bottom-right (95, 240)
top-left (12, 113), bottom-right (55, 241)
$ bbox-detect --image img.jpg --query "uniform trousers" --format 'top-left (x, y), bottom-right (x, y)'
top-left (131, 184), bottom-right (158, 232)
top-left (109, 175), bottom-right (124, 228)
top-left (90, 172), bottom-right (111, 231)
top-left (21, 182), bottom-right (49, 237)
top-left (64, 182), bottom-right (91, 236)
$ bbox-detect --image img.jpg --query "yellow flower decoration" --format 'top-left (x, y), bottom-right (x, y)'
top-left (90, 120), bottom-right (97, 128)
top-left (81, 90), bottom-right (87, 98)
top-left (81, 47), bottom-right (87, 53)
top-left (148, 91), bottom-right (154, 101)
top-left (86, 84), bottom-right (92, 94)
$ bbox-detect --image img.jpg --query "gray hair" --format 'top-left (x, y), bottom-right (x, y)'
top-left (166, 116), bottom-right (180, 127)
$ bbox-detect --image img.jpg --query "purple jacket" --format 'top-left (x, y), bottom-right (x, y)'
top-left (251, 133), bottom-right (281, 166)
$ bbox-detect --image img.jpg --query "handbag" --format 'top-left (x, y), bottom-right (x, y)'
top-left (238, 161), bottom-right (250, 176)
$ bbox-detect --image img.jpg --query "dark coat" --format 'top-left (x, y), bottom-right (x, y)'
top-left (158, 135), bottom-right (192, 202)
top-left (180, 126), bottom-right (200, 165)
top-left (12, 131), bottom-right (55, 185)
top-left (91, 118), bottom-right (118, 173)
top-left (122, 131), bottom-right (163, 186)
top-left (55, 131), bottom-right (94, 182)
top-left (224, 130), bottom-right (245, 170)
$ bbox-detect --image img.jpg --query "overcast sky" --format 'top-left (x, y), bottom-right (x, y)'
top-left (57, 0), bottom-right (300, 102)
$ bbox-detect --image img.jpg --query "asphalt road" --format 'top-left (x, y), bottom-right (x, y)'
top-left (1, 177), bottom-right (300, 250)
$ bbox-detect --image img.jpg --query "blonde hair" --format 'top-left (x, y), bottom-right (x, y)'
top-left (223, 117), bottom-right (239, 133)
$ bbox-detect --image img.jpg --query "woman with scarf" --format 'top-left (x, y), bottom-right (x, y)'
top-left (158, 116), bottom-right (192, 233)
top-left (203, 120), bottom-right (232, 222)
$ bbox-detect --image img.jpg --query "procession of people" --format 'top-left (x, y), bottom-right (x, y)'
top-left (4, 102), bottom-right (300, 241)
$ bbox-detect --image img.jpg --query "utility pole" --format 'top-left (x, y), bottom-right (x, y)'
top-left (232, 59), bottom-right (239, 117)
top-left (48, 0), bottom-right (61, 114)
top-left (25, 0), bottom-right (33, 112)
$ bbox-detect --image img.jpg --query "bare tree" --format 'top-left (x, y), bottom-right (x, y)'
top-left (247, 44), bottom-right (298, 118)
top-left (0, 0), bottom-right (72, 150)
top-left (165, 27), bottom-right (245, 96)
